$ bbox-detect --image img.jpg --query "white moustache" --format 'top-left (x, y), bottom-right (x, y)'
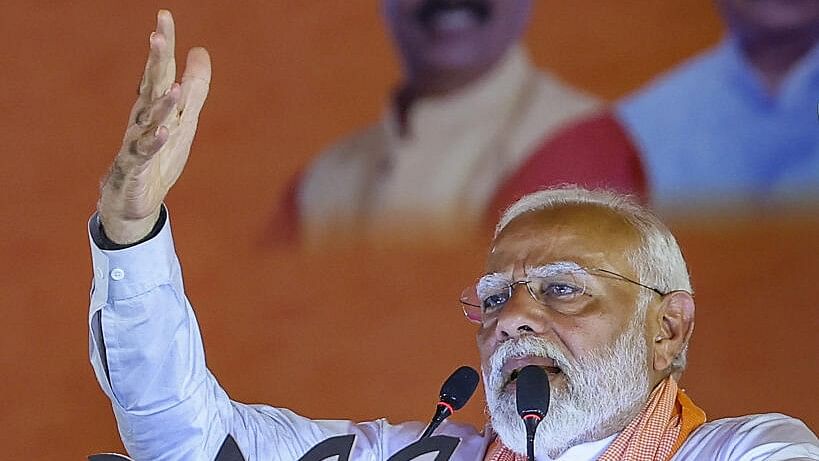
top-left (486, 336), bottom-right (573, 394)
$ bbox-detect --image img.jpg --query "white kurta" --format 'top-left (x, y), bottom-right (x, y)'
top-left (298, 46), bottom-right (598, 243)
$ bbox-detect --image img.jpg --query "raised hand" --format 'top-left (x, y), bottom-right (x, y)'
top-left (98, 10), bottom-right (211, 244)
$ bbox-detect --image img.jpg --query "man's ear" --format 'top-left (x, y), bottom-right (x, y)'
top-left (652, 291), bottom-right (695, 372)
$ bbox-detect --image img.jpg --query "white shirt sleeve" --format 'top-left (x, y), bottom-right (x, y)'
top-left (673, 413), bottom-right (819, 460)
top-left (86, 211), bottom-right (414, 460)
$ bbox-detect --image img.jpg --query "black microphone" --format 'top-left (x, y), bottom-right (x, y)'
top-left (516, 365), bottom-right (550, 461)
top-left (418, 366), bottom-right (480, 439)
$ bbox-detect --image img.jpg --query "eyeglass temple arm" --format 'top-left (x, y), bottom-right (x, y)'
top-left (592, 268), bottom-right (667, 296)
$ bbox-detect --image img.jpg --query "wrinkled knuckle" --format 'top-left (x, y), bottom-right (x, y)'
top-left (129, 136), bottom-right (153, 158)
top-left (134, 108), bottom-right (152, 127)
top-left (130, 137), bottom-right (157, 159)
top-left (128, 139), bottom-right (143, 156)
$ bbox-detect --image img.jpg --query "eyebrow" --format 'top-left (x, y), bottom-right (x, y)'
top-left (482, 261), bottom-right (587, 279)
top-left (526, 261), bottom-right (587, 276)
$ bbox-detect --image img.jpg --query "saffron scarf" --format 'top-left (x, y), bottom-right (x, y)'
top-left (484, 376), bottom-right (706, 461)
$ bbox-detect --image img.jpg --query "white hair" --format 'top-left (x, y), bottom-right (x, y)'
top-left (495, 186), bottom-right (693, 373)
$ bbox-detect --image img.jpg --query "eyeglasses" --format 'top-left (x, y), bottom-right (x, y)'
top-left (459, 265), bottom-right (667, 324)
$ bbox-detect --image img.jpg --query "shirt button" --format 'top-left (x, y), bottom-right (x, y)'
top-left (95, 267), bottom-right (105, 280)
top-left (110, 268), bottom-right (125, 281)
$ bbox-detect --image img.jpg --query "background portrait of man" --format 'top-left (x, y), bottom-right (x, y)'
top-left (279, 0), bottom-right (647, 244)
top-left (539, 0), bottom-right (819, 211)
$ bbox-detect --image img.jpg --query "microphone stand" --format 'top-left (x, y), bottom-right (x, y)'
top-left (418, 366), bottom-right (479, 440)
top-left (419, 401), bottom-right (455, 439)
top-left (523, 415), bottom-right (540, 461)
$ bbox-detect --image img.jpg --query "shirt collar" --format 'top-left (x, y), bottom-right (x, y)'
top-left (483, 424), bottom-right (620, 460)
top-left (721, 35), bottom-right (819, 107)
top-left (384, 44), bottom-right (535, 143)
top-left (550, 432), bottom-right (619, 460)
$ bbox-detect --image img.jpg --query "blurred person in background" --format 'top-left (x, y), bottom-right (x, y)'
top-left (278, 0), bottom-right (647, 244)
top-left (512, 0), bottom-right (819, 211)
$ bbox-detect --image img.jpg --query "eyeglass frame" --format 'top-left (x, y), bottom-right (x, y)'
top-left (459, 266), bottom-right (669, 323)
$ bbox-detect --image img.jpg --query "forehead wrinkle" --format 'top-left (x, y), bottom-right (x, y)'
top-left (488, 215), bottom-right (638, 278)
top-left (486, 230), bottom-right (562, 272)
top-left (489, 239), bottom-right (610, 271)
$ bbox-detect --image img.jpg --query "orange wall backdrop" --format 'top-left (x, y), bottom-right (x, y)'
top-left (1, 2), bottom-right (816, 459)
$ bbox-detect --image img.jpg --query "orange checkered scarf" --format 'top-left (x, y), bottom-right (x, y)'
top-left (484, 376), bottom-right (706, 461)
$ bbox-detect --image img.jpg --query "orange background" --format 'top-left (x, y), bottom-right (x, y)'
top-left (1, 2), bottom-right (816, 459)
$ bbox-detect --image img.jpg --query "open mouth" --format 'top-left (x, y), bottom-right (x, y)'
top-left (509, 365), bottom-right (561, 383)
top-left (501, 355), bottom-right (563, 388)
top-left (415, 0), bottom-right (492, 30)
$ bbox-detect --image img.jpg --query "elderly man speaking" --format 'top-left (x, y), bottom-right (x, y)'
top-left (88, 10), bottom-right (818, 461)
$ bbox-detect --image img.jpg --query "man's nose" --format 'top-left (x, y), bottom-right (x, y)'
top-left (494, 285), bottom-right (548, 340)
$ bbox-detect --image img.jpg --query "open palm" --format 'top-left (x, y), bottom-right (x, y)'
top-left (98, 10), bottom-right (211, 244)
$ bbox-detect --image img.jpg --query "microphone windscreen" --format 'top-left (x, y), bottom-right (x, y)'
top-left (439, 366), bottom-right (480, 411)
top-left (515, 365), bottom-right (550, 418)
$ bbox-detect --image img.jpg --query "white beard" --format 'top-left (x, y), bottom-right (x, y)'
top-left (484, 318), bottom-right (651, 459)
